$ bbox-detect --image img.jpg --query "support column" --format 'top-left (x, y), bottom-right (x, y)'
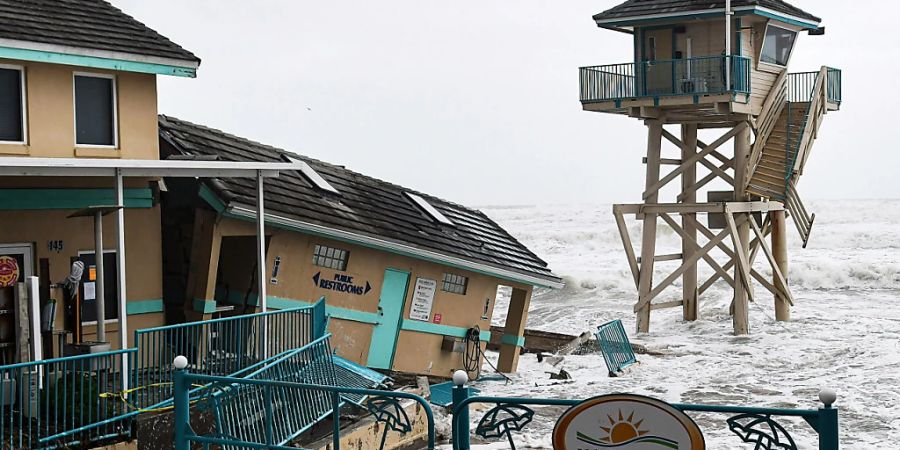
top-left (115, 169), bottom-right (129, 392)
top-left (636, 120), bottom-right (663, 333)
top-left (94, 210), bottom-right (106, 342)
top-left (732, 123), bottom-right (752, 334)
top-left (681, 124), bottom-right (699, 321)
top-left (771, 210), bottom-right (790, 321)
top-left (185, 209), bottom-right (221, 320)
top-left (256, 171), bottom-right (268, 357)
top-left (497, 287), bottom-right (531, 373)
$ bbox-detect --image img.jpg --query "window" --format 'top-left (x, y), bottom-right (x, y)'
top-left (442, 273), bottom-right (468, 295)
top-left (0, 65), bottom-right (25, 143)
top-left (285, 155), bottom-right (340, 194)
top-left (312, 244), bottom-right (349, 271)
top-left (760, 25), bottom-right (797, 67)
top-left (78, 250), bottom-right (119, 324)
top-left (647, 36), bottom-right (657, 61)
top-left (74, 73), bottom-right (117, 147)
top-left (406, 192), bottom-right (454, 226)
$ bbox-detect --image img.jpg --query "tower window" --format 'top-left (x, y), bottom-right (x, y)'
top-left (0, 65), bottom-right (25, 143)
top-left (74, 73), bottom-right (117, 147)
top-left (760, 25), bottom-right (797, 67)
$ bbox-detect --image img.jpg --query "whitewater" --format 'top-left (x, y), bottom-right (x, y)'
top-left (459, 200), bottom-right (900, 449)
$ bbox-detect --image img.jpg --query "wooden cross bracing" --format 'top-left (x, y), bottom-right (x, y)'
top-left (619, 121), bottom-right (793, 334)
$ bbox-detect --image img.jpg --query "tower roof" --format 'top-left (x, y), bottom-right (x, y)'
top-left (594, 0), bottom-right (820, 29)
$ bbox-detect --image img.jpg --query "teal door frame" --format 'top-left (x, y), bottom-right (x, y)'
top-left (367, 268), bottom-right (411, 369)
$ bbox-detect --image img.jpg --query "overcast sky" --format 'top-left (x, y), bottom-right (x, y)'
top-left (117, 0), bottom-right (890, 206)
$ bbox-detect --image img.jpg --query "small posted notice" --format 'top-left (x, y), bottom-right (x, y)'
top-left (409, 277), bottom-right (437, 322)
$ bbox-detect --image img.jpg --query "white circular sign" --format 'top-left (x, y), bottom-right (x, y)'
top-left (553, 394), bottom-right (704, 449)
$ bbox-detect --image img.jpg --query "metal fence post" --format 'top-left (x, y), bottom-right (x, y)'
top-left (451, 370), bottom-right (471, 450)
top-left (174, 356), bottom-right (190, 450)
top-left (818, 389), bottom-right (839, 450)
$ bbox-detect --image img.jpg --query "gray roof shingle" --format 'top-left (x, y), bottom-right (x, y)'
top-left (0, 0), bottom-right (199, 63)
top-left (158, 115), bottom-right (562, 287)
top-left (594, 0), bottom-right (820, 24)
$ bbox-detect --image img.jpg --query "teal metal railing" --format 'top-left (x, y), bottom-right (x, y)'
top-left (594, 319), bottom-right (637, 375)
top-left (579, 55), bottom-right (751, 103)
top-left (173, 369), bottom-right (436, 450)
top-left (787, 68), bottom-right (841, 105)
top-left (450, 387), bottom-right (840, 450)
top-left (132, 304), bottom-right (321, 409)
top-left (0, 349), bottom-right (135, 449)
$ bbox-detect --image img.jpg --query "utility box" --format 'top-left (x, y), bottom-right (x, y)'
top-left (64, 341), bottom-right (111, 370)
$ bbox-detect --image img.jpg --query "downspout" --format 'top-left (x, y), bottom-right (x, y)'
top-left (725, 0), bottom-right (732, 89)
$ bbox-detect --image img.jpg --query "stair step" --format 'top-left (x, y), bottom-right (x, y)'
top-left (747, 185), bottom-right (785, 200)
top-left (755, 161), bottom-right (787, 175)
top-left (748, 176), bottom-right (787, 191)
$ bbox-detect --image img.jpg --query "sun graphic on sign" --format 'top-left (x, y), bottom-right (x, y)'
top-left (599, 410), bottom-right (649, 444)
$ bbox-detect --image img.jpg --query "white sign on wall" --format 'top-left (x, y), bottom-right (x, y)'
top-left (409, 277), bottom-right (437, 322)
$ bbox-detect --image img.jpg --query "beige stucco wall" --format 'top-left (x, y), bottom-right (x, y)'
top-left (200, 216), bottom-right (534, 377)
top-left (0, 206), bottom-right (164, 350)
top-left (0, 58), bottom-right (159, 159)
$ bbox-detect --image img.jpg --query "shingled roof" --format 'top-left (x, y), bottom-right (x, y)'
top-left (0, 0), bottom-right (198, 63)
top-left (594, 0), bottom-right (820, 24)
top-left (158, 115), bottom-right (562, 288)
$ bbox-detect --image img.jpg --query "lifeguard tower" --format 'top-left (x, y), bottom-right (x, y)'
top-left (579, 0), bottom-right (841, 334)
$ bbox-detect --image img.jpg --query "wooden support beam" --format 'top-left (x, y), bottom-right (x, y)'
top-left (636, 253), bottom-right (682, 263)
top-left (651, 300), bottom-right (684, 311)
top-left (680, 123), bottom-right (699, 321)
top-left (613, 208), bottom-right (640, 290)
top-left (660, 213), bottom-right (735, 289)
top-left (750, 216), bottom-right (794, 307)
top-left (636, 121), bottom-right (663, 333)
top-left (699, 157), bottom-right (735, 185)
top-left (643, 123), bottom-right (747, 201)
top-left (643, 157), bottom-right (683, 165)
top-left (770, 210), bottom-right (791, 320)
top-left (634, 218), bottom-right (740, 312)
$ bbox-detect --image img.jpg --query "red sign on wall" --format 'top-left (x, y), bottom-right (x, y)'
top-left (432, 313), bottom-right (442, 324)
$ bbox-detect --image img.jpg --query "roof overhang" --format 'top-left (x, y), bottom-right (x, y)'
top-left (0, 157), bottom-right (296, 178)
top-left (0, 38), bottom-right (199, 78)
top-left (222, 202), bottom-right (566, 290)
top-left (595, 5), bottom-right (820, 33)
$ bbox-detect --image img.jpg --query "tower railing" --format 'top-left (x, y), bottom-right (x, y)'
top-left (579, 55), bottom-right (751, 103)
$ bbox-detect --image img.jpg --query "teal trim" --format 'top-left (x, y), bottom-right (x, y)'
top-left (400, 320), bottom-right (492, 342)
top-left (126, 299), bottom-right (164, 315)
top-left (0, 46), bottom-right (197, 77)
top-left (500, 334), bottom-right (525, 347)
top-left (192, 299), bottom-right (217, 314)
top-left (599, 9), bottom-right (818, 30)
top-left (214, 288), bottom-right (381, 324)
top-left (199, 184), bottom-right (226, 213)
top-left (0, 188), bottom-right (153, 210)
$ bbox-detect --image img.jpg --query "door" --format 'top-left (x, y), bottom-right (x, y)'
top-left (0, 244), bottom-right (34, 365)
top-left (644, 28), bottom-right (674, 95)
top-left (366, 268), bottom-right (410, 369)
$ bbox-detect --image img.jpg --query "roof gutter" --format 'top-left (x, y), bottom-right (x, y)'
top-left (595, 6), bottom-right (820, 31)
top-left (223, 203), bottom-right (565, 290)
top-left (0, 38), bottom-right (199, 78)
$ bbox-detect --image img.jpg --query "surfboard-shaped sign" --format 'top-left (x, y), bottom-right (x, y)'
top-left (553, 394), bottom-right (705, 449)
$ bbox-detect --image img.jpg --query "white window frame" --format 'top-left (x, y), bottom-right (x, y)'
top-left (757, 22), bottom-right (799, 72)
top-left (73, 71), bottom-right (119, 149)
top-left (0, 63), bottom-right (28, 145)
top-left (77, 249), bottom-right (119, 326)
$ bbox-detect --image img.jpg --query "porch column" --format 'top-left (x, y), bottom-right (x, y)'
top-left (115, 169), bottom-right (129, 391)
top-left (636, 120), bottom-right (663, 333)
top-left (185, 209), bottom-right (222, 319)
top-left (94, 209), bottom-right (106, 342)
top-left (256, 171), bottom-right (268, 357)
top-left (497, 287), bottom-right (531, 373)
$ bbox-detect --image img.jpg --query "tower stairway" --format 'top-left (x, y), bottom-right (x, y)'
top-left (746, 66), bottom-right (841, 247)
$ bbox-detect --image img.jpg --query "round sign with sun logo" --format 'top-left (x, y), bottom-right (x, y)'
top-left (0, 255), bottom-right (20, 288)
top-left (552, 394), bottom-right (704, 449)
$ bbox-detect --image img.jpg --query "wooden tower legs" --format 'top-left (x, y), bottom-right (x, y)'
top-left (771, 210), bottom-right (790, 321)
top-left (636, 120), bottom-right (663, 334)
top-left (732, 123), bottom-right (752, 335)
top-left (681, 124), bottom-right (699, 322)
